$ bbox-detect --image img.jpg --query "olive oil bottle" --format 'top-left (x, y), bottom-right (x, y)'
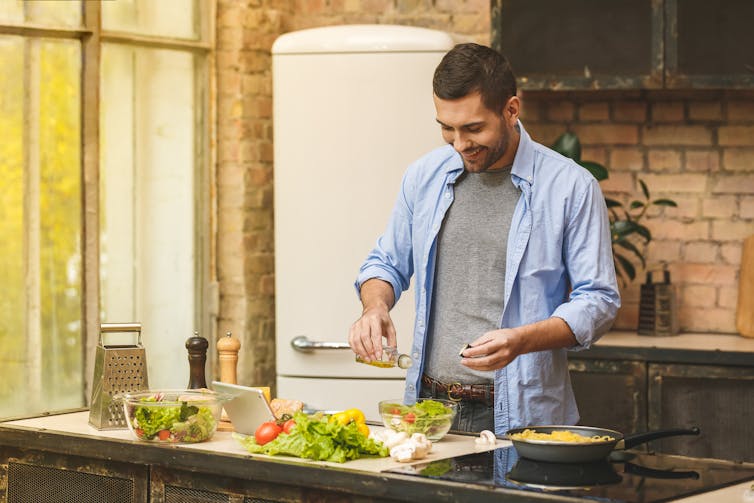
top-left (355, 346), bottom-right (412, 369)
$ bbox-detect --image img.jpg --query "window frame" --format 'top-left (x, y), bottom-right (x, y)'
top-left (0, 0), bottom-right (216, 408)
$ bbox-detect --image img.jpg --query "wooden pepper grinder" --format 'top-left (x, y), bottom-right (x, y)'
top-left (186, 331), bottom-right (209, 389)
top-left (217, 331), bottom-right (241, 384)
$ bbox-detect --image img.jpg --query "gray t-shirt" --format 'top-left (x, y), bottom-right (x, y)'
top-left (424, 167), bottom-right (520, 384)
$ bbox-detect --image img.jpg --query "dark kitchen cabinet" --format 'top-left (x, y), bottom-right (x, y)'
top-left (569, 354), bottom-right (754, 462)
top-left (568, 358), bottom-right (647, 435)
top-left (150, 465), bottom-right (298, 503)
top-left (0, 446), bottom-right (149, 503)
top-left (648, 363), bottom-right (754, 462)
top-left (491, 0), bottom-right (754, 90)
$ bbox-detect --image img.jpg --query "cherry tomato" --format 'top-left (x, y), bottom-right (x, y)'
top-left (282, 419), bottom-right (296, 434)
top-left (255, 421), bottom-right (283, 445)
top-left (390, 408), bottom-right (401, 415)
top-left (404, 412), bottom-right (416, 424)
top-left (134, 428), bottom-right (144, 438)
top-left (157, 429), bottom-right (171, 441)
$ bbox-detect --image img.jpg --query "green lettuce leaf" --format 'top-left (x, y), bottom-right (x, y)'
top-left (234, 412), bottom-right (388, 463)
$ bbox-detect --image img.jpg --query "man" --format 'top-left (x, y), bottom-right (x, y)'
top-left (348, 43), bottom-right (620, 434)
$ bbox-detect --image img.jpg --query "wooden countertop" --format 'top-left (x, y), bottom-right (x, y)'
top-left (575, 331), bottom-right (754, 367)
top-left (2, 411), bottom-right (503, 474)
top-left (598, 331), bottom-right (754, 352)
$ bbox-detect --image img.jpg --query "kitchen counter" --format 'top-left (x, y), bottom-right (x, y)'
top-left (584, 331), bottom-right (754, 366)
top-left (1, 411), bottom-right (752, 503)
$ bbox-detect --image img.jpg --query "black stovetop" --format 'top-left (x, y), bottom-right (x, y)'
top-left (386, 446), bottom-right (754, 502)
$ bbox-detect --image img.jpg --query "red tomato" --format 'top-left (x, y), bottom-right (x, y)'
top-left (134, 428), bottom-right (144, 438)
top-left (282, 419), bottom-right (296, 434)
top-left (255, 421), bottom-right (283, 445)
top-left (404, 412), bottom-right (416, 424)
top-left (157, 429), bottom-right (171, 441)
top-left (390, 408), bottom-right (401, 415)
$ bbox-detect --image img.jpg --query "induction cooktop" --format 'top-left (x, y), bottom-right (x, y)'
top-left (386, 446), bottom-right (754, 502)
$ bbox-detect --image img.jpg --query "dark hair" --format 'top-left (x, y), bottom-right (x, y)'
top-left (433, 43), bottom-right (517, 113)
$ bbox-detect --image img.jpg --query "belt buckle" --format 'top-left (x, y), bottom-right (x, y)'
top-left (447, 382), bottom-right (464, 402)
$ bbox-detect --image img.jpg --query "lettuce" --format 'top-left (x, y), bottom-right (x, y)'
top-left (234, 412), bottom-right (388, 463)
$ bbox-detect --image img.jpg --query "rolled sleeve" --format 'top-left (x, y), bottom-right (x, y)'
top-left (553, 177), bottom-right (621, 349)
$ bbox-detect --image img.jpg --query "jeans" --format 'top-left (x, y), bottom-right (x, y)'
top-left (419, 387), bottom-right (494, 433)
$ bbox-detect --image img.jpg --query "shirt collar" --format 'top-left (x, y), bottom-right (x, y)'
top-left (511, 120), bottom-right (534, 187)
top-left (443, 120), bottom-right (535, 186)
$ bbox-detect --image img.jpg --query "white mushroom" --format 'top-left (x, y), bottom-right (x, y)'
top-left (390, 443), bottom-right (416, 462)
top-left (409, 433), bottom-right (433, 457)
top-left (388, 432), bottom-right (433, 462)
top-left (475, 430), bottom-right (496, 446)
top-left (370, 429), bottom-right (408, 449)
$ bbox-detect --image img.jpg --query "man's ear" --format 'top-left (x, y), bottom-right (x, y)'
top-left (504, 96), bottom-right (521, 125)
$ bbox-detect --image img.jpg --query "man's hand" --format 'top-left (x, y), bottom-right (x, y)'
top-left (459, 328), bottom-right (525, 371)
top-left (460, 317), bottom-right (577, 371)
top-left (349, 279), bottom-right (396, 361)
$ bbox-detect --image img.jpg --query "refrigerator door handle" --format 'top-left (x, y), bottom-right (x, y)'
top-left (291, 335), bottom-right (351, 353)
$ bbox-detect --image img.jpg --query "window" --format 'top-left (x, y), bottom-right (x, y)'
top-left (0, 0), bottom-right (213, 417)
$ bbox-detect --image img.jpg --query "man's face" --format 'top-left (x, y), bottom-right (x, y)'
top-left (433, 91), bottom-right (519, 173)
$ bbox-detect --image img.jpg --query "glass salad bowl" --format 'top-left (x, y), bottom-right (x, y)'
top-left (117, 389), bottom-right (230, 443)
top-left (378, 398), bottom-right (458, 441)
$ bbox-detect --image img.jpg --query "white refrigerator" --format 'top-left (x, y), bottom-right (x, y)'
top-left (272, 25), bottom-right (454, 420)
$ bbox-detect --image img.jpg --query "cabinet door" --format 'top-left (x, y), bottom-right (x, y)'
top-left (568, 359), bottom-right (647, 433)
top-left (665, 0), bottom-right (754, 88)
top-left (0, 447), bottom-right (148, 503)
top-left (648, 363), bottom-right (754, 462)
top-left (491, 0), bottom-right (664, 89)
top-left (151, 466), bottom-right (382, 503)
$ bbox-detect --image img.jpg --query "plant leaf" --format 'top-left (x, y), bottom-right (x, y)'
top-left (612, 220), bottom-right (640, 238)
top-left (652, 198), bottom-right (677, 207)
top-left (639, 179), bottom-right (649, 199)
top-left (605, 198), bottom-right (622, 208)
top-left (579, 161), bottom-right (608, 181)
top-left (614, 253), bottom-right (637, 281)
top-left (551, 132), bottom-right (581, 161)
top-left (634, 224), bottom-right (652, 241)
top-left (613, 239), bottom-right (646, 268)
top-left (629, 200), bottom-right (645, 209)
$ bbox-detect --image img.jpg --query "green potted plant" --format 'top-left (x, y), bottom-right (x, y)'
top-left (551, 132), bottom-right (677, 285)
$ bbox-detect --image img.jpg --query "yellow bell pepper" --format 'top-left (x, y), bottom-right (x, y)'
top-left (357, 422), bottom-right (370, 436)
top-left (330, 408), bottom-right (369, 436)
top-left (343, 408), bottom-right (366, 424)
top-left (330, 412), bottom-right (350, 426)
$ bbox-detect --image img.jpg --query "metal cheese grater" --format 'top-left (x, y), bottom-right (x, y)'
top-left (88, 323), bottom-right (149, 429)
top-left (638, 269), bottom-right (679, 336)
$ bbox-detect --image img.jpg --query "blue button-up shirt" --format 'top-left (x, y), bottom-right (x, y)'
top-left (356, 122), bottom-right (620, 434)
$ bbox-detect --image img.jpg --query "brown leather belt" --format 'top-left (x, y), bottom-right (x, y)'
top-left (421, 374), bottom-right (494, 405)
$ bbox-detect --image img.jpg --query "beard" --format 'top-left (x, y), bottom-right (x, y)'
top-left (461, 127), bottom-right (510, 173)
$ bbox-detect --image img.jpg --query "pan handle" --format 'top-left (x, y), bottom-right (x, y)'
top-left (623, 427), bottom-right (700, 450)
top-left (624, 462), bottom-right (699, 480)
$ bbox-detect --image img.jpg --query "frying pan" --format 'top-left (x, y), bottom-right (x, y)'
top-left (506, 425), bottom-right (701, 463)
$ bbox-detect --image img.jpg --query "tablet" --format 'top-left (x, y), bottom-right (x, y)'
top-left (211, 381), bottom-right (276, 435)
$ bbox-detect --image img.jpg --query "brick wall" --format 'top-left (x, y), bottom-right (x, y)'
top-left (522, 91), bottom-right (754, 333)
top-left (215, 2), bottom-right (753, 388)
top-left (216, 0), bottom-right (293, 387)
